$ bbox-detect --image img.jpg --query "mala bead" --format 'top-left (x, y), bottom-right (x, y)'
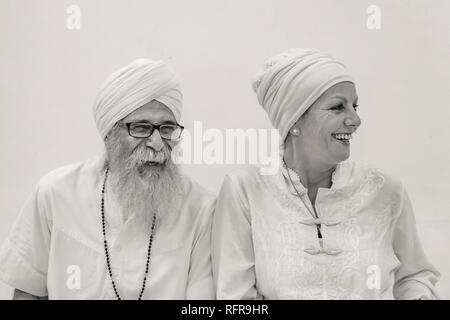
top-left (101, 167), bottom-right (156, 300)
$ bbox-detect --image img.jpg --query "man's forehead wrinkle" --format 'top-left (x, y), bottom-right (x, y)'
top-left (125, 114), bottom-right (175, 124)
top-left (124, 108), bottom-right (175, 123)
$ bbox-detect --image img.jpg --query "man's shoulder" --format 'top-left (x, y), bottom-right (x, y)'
top-left (178, 174), bottom-right (216, 224)
top-left (37, 156), bottom-right (103, 191)
top-left (181, 174), bottom-right (216, 206)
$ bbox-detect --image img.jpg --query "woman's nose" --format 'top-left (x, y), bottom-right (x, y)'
top-left (145, 129), bottom-right (164, 151)
top-left (344, 108), bottom-right (362, 130)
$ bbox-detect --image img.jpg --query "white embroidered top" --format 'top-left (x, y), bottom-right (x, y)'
top-left (212, 160), bottom-right (440, 299)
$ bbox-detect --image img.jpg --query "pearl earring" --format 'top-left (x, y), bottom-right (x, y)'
top-left (291, 128), bottom-right (300, 136)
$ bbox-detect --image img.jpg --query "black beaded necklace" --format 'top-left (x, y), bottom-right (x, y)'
top-left (101, 167), bottom-right (156, 300)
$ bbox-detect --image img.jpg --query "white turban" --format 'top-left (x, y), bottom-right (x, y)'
top-left (93, 58), bottom-right (183, 139)
top-left (252, 48), bottom-right (354, 144)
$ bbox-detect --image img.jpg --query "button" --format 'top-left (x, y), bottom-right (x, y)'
top-left (299, 218), bottom-right (319, 225)
top-left (299, 218), bottom-right (342, 226)
top-left (322, 219), bottom-right (341, 226)
top-left (304, 247), bottom-right (343, 256)
top-left (323, 248), bottom-right (343, 255)
top-left (304, 247), bottom-right (321, 255)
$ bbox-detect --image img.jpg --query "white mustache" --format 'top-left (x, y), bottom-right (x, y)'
top-left (130, 146), bottom-right (170, 167)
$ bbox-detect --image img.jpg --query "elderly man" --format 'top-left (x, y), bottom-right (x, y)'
top-left (0, 59), bottom-right (215, 299)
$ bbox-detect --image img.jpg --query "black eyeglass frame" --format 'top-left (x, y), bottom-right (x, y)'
top-left (117, 121), bottom-right (184, 140)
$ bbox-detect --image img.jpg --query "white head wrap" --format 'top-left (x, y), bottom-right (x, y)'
top-left (252, 48), bottom-right (354, 144)
top-left (93, 58), bottom-right (182, 139)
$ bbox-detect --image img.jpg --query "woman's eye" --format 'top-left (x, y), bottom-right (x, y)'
top-left (330, 104), bottom-right (344, 111)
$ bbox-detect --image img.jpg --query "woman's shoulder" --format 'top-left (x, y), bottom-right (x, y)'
top-left (220, 165), bottom-right (268, 195)
top-left (225, 165), bottom-right (262, 183)
top-left (347, 161), bottom-right (405, 193)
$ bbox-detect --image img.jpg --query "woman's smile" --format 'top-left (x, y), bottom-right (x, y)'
top-left (331, 132), bottom-right (353, 145)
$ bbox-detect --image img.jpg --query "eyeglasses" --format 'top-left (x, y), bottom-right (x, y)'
top-left (118, 121), bottom-right (184, 140)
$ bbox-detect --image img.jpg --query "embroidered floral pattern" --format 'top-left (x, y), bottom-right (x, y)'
top-left (250, 161), bottom-right (403, 299)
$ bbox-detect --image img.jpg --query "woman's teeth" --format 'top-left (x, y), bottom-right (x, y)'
top-left (332, 133), bottom-right (352, 141)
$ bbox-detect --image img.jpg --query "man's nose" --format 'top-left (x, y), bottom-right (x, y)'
top-left (344, 108), bottom-right (362, 130)
top-left (145, 129), bottom-right (164, 152)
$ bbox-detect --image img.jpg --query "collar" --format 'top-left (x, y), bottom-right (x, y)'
top-left (280, 157), bottom-right (354, 196)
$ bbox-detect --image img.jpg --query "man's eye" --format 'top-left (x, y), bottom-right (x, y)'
top-left (132, 125), bottom-right (150, 132)
top-left (353, 104), bottom-right (359, 111)
top-left (160, 126), bottom-right (175, 135)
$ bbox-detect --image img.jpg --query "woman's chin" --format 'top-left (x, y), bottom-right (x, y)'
top-left (329, 149), bottom-right (350, 163)
top-left (339, 152), bottom-right (350, 162)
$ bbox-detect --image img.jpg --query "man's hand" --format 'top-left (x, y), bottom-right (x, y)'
top-left (13, 289), bottom-right (48, 300)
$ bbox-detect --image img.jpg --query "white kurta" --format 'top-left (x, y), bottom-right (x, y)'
top-left (212, 160), bottom-right (440, 300)
top-left (0, 156), bottom-right (216, 299)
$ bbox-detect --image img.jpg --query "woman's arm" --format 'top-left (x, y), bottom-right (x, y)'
top-left (393, 187), bottom-right (440, 299)
top-left (212, 174), bottom-right (262, 300)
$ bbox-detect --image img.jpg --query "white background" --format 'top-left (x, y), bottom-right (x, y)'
top-left (0, 0), bottom-right (449, 299)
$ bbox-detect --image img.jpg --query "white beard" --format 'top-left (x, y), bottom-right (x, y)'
top-left (104, 130), bottom-right (184, 224)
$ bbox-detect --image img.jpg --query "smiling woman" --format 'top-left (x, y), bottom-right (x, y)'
top-left (284, 81), bottom-right (361, 176)
top-left (211, 48), bottom-right (440, 300)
